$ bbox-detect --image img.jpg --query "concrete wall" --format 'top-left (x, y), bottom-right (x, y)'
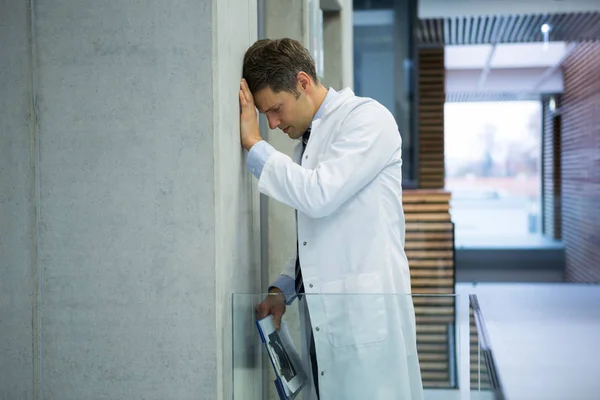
top-left (0, 0), bottom-right (36, 398)
top-left (0, 0), bottom-right (260, 398)
top-left (340, 0), bottom-right (354, 89)
top-left (322, 0), bottom-right (354, 90)
top-left (213, 0), bottom-right (262, 399)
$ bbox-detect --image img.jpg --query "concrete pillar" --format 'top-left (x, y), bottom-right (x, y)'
top-left (0, 1), bottom-right (36, 398)
top-left (340, 0), bottom-right (354, 89)
top-left (0, 0), bottom-right (260, 399)
top-left (322, 0), bottom-right (354, 90)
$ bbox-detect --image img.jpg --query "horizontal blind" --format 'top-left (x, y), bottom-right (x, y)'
top-left (403, 190), bottom-right (456, 388)
top-left (418, 48), bottom-right (445, 189)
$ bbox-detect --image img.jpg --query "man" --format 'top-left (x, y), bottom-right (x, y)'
top-left (239, 38), bottom-right (424, 400)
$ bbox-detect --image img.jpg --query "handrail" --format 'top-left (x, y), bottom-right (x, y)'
top-left (469, 294), bottom-right (505, 400)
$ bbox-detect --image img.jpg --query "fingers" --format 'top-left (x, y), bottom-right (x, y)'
top-left (239, 90), bottom-right (249, 108)
top-left (240, 79), bottom-right (253, 104)
top-left (256, 302), bottom-right (269, 320)
top-left (256, 294), bottom-right (273, 318)
top-left (272, 310), bottom-right (283, 331)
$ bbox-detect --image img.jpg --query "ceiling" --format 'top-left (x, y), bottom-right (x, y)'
top-left (417, 11), bottom-right (600, 46)
top-left (418, 0), bottom-right (600, 19)
top-left (445, 42), bottom-right (567, 70)
top-left (353, 5), bottom-right (599, 101)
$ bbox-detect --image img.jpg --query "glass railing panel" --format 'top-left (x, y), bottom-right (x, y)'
top-left (232, 293), bottom-right (472, 400)
top-left (469, 294), bottom-right (505, 400)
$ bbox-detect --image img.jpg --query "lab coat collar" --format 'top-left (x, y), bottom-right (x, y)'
top-left (310, 87), bottom-right (354, 131)
top-left (321, 87), bottom-right (355, 118)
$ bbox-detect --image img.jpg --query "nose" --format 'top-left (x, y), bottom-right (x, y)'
top-left (267, 115), bottom-right (280, 130)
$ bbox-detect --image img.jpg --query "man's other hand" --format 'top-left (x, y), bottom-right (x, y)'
top-left (239, 79), bottom-right (262, 150)
top-left (256, 288), bottom-right (287, 330)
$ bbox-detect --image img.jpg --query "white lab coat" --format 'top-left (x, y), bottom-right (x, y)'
top-left (258, 88), bottom-right (424, 400)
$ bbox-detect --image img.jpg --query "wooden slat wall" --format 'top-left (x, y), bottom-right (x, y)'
top-left (418, 48), bottom-right (445, 189)
top-left (403, 190), bottom-right (455, 388)
top-left (561, 42), bottom-right (600, 282)
top-left (542, 98), bottom-right (562, 240)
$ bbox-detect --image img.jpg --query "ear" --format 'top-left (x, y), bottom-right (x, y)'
top-left (296, 71), bottom-right (312, 93)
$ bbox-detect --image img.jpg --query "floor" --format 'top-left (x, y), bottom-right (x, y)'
top-left (454, 233), bottom-right (564, 250)
top-left (457, 282), bottom-right (600, 400)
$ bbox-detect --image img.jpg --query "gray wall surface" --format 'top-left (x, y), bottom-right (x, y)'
top-left (213, 0), bottom-right (262, 399)
top-left (1, 0), bottom-right (260, 399)
top-left (0, 0), bottom-right (36, 398)
top-left (322, 0), bottom-right (353, 91)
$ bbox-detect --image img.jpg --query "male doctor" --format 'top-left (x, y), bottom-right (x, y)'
top-left (239, 38), bottom-right (424, 400)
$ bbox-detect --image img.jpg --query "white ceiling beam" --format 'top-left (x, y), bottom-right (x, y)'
top-left (477, 44), bottom-right (497, 90)
top-left (446, 68), bottom-right (564, 93)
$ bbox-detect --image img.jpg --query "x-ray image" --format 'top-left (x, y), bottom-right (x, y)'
top-left (257, 314), bottom-right (307, 398)
top-left (268, 331), bottom-right (297, 381)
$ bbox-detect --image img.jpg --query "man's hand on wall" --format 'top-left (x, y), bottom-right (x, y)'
top-left (239, 79), bottom-right (262, 150)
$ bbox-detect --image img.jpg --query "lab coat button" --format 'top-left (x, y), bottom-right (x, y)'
top-left (315, 327), bottom-right (320, 331)
top-left (321, 371), bottom-right (324, 376)
top-left (303, 241), bottom-right (307, 246)
top-left (309, 284), bottom-right (313, 288)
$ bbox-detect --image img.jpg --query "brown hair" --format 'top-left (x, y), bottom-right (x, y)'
top-left (243, 38), bottom-right (319, 96)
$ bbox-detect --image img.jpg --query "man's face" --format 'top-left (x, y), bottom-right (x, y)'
top-left (253, 85), bottom-right (314, 140)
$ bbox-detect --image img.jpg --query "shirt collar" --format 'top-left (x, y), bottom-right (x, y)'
top-left (311, 88), bottom-right (338, 126)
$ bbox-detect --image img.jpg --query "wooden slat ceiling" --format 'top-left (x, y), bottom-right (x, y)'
top-left (417, 12), bottom-right (600, 46)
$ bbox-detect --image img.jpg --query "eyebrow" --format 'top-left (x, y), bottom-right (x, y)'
top-left (263, 104), bottom-right (281, 114)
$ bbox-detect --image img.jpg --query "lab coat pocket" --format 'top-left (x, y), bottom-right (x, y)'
top-left (321, 273), bottom-right (388, 348)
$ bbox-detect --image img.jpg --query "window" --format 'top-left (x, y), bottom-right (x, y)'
top-left (445, 101), bottom-right (542, 245)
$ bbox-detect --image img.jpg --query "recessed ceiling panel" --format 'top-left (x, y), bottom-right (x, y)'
top-left (445, 44), bottom-right (492, 69)
top-left (418, 12), bottom-right (600, 45)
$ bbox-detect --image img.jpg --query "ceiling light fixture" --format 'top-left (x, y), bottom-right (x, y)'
top-left (541, 23), bottom-right (552, 50)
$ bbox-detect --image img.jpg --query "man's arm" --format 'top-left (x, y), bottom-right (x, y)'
top-left (256, 253), bottom-right (297, 330)
top-left (247, 140), bottom-right (276, 179)
top-left (258, 102), bottom-right (401, 218)
top-left (270, 274), bottom-right (296, 305)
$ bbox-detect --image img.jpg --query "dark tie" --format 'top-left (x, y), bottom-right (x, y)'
top-left (295, 127), bottom-right (311, 296)
top-left (302, 127), bottom-right (311, 148)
